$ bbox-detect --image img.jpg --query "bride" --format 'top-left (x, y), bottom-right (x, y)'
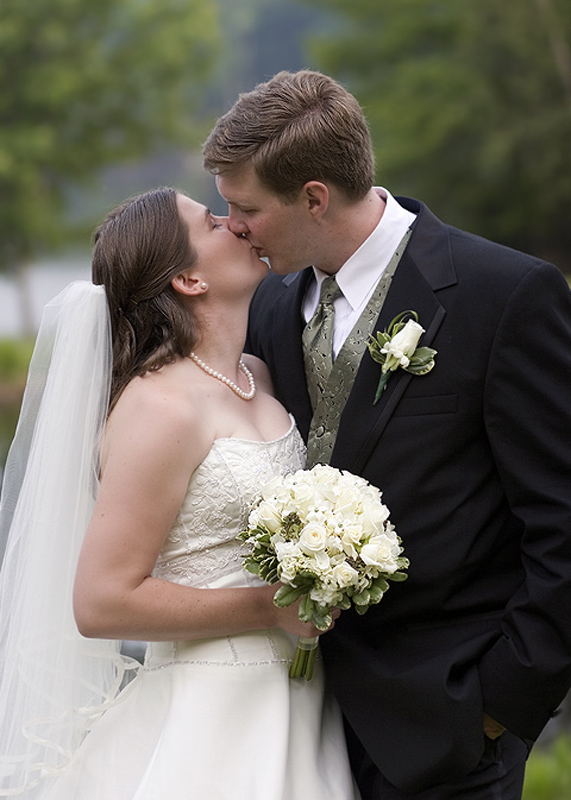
top-left (0, 188), bottom-right (358, 799)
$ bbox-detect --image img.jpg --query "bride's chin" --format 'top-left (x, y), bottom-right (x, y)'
top-left (253, 259), bottom-right (270, 277)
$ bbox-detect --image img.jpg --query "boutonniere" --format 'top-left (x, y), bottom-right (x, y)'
top-left (367, 311), bottom-right (437, 404)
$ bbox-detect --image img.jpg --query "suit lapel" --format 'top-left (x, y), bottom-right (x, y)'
top-left (331, 202), bottom-right (454, 473)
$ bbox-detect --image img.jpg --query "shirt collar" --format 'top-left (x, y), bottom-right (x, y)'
top-left (311, 187), bottom-right (416, 311)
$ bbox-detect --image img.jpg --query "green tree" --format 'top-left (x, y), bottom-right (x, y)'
top-left (305, 0), bottom-right (571, 266)
top-left (0, 0), bottom-right (220, 331)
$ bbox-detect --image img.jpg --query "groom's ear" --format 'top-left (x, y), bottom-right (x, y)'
top-left (301, 181), bottom-right (329, 220)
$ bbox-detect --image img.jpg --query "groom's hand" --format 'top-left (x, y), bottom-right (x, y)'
top-left (483, 712), bottom-right (506, 739)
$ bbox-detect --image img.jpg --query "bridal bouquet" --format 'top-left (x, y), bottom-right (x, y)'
top-left (239, 464), bottom-right (408, 679)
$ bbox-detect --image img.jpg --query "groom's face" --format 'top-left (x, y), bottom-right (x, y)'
top-left (215, 163), bottom-right (315, 275)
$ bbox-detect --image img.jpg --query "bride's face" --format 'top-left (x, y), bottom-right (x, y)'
top-left (176, 194), bottom-right (268, 297)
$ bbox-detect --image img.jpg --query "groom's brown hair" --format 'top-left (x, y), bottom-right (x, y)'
top-left (203, 70), bottom-right (375, 202)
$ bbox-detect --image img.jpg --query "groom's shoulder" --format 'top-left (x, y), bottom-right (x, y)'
top-left (403, 194), bottom-right (545, 271)
top-left (260, 270), bottom-right (292, 292)
top-left (251, 269), bottom-right (305, 310)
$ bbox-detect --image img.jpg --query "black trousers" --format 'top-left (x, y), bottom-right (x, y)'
top-left (354, 733), bottom-right (528, 800)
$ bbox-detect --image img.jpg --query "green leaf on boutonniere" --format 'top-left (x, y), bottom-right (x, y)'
top-left (406, 347), bottom-right (437, 375)
top-left (367, 310), bottom-right (437, 404)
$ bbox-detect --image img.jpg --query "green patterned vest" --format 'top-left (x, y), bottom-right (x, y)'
top-left (305, 228), bottom-right (412, 467)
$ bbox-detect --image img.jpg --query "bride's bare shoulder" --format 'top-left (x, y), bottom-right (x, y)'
top-left (116, 361), bottom-right (196, 418)
top-left (103, 360), bottom-right (213, 464)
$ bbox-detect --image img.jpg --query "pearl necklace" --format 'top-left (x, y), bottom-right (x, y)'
top-left (189, 352), bottom-right (256, 400)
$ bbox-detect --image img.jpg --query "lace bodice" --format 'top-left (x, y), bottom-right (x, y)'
top-left (152, 417), bottom-right (306, 588)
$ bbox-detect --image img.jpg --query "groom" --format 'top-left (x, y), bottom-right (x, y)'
top-left (203, 70), bottom-right (571, 799)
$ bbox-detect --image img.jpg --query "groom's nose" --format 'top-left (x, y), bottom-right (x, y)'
top-left (227, 209), bottom-right (249, 236)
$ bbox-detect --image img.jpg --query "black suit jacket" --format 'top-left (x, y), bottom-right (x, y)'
top-left (247, 198), bottom-right (571, 792)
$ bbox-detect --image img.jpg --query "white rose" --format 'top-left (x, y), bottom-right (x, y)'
top-left (261, 477), bottom-right (293, 507)
top-left (381, 319), bottom-right (424, 372)
top-left (360, 534), bottom-right (401, 571)
top-left (290, 481), bottom-right (316, 515)
top-left (335, 486), bottom-right (362, 517)
top-left (332, 562), bottom-right (359, 589)
top-left (310, 465), bottom-right (340, 486)
top-left (299, 522), bottom-right (328, 555)
top-left (313, 550), bottom-right (332, 571)
top-left (340, 471), bottom-right (369, 492)
top-left (360, 500), bottom-right (391, 535)
top-left (252, 500), bottom-right (282, 533)
top-left (341, 525), bottom-right (365, 559)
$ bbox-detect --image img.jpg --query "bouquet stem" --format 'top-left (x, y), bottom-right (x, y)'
top-left (289, 635), bottom-right (319, 680)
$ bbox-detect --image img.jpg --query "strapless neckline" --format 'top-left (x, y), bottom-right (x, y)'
top-left (211, 413), bottom-right (296, 447)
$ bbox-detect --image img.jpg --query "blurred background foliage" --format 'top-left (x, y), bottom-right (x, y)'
top-left (522, 734), bottom-right (571, 799)
top-left (0, 0), bottom-right (220, 268)
top-left (306, 0), bottom-right (571, 267)
top-left (1, 0), bottom-right (569, 287)
top-left (1, 0), bottom-right (571, 789)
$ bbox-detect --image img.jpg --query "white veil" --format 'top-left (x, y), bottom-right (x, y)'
top-left (0, 282), bottom-right (139, 797)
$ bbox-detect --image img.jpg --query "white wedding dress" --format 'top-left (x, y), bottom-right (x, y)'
top-left (41, 418), bottom-right (358, 800)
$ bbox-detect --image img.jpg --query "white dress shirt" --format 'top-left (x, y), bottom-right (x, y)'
top-left (302, 188), bottom-right (416, 358)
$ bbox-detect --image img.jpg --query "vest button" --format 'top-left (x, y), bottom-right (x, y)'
top-left (315, 425), bottom-right (325, 437)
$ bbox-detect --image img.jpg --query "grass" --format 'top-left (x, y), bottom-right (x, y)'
top-left (0, 339), bottom-right (32, 463)
top-left (523, 736), bottom-right (571, 799)
top-left (0, 338), bottom-right (34, 386)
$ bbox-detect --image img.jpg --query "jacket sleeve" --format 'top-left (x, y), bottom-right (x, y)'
top-left (478, 261), bottom-right (571, 741)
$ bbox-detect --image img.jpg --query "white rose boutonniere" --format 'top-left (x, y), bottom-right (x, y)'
top-left (367, 310), bottom-right (437, 404)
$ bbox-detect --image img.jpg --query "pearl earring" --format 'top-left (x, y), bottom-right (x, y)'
top-left (200, 282), bottom-right (207, 290)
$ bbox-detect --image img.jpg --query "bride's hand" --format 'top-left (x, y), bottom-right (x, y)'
top-left (260, 584), bottom-right (340, 637)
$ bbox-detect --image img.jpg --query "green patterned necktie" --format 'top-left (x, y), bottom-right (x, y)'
top-left (304, 227), bottom-right (413, 467)
top-left (302, 275), bottom-right (343, 410)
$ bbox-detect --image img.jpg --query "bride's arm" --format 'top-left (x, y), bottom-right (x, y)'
top-left (73, 373), bottom-right (319, 642)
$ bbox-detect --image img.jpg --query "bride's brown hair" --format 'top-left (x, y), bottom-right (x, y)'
top-left (92, 187), bottom-right (198, 410)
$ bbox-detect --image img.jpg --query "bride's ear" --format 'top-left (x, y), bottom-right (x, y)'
top-left (171, 271), bottom-right (208, 296)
